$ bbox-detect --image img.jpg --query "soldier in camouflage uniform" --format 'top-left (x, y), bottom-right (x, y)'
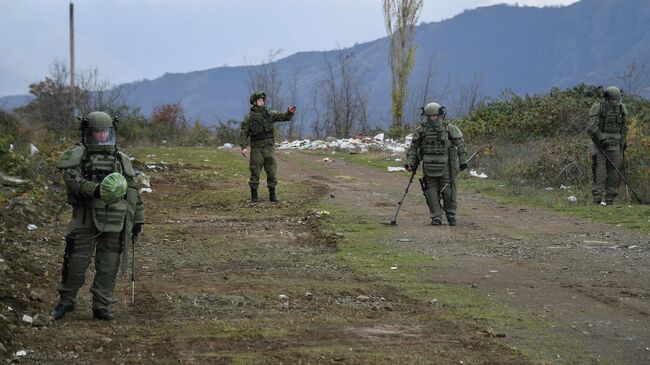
top-left (406, 103), bottom-right (468, 226)
top-left (587, 86), bottom-right (628, 205)
top-left (51, 111), bottom-right (145, 321)
top-left (240, 91), bottom-right (296, 202)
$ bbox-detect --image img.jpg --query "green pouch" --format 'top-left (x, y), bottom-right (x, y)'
top-left (92, 199), bottom-right (127, 233)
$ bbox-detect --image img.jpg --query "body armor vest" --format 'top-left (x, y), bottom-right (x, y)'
top-left (248, 108), bottom-right (275, 142)
top-left (420, 122), bottom-right (451, 177)
top-left (599, 102), bottom-right (625, 134)
top-left (82, 151), bottom-right (128, 233)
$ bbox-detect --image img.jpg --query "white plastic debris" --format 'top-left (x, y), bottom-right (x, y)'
top-left (373, 133), bottom-right (385, 142)
top-left (21, 314), bottom-right (33, 323)
top-left (545, 187), bottom-right (554, 191)
top-left (469, 170), bottom-right (488, 179)
top-left (9, 144), bottom-right (14, 150)
top-left (222, 143), bottom-right (233, 149)
top-left (322, 157), bottom-right (330, 163)
top-left (278, 294), bottom-right (289, 300)
top-left (560, 184), bottom-right (572, 190)
top-left (29, 144), bottom-right (39, 155)
top-left (601, 201), bottom-right (607, 206)
top-left (140, 188), bottom-right (153, 194)
top-left (27, 224), bottom-right (38, 231)
top-left (388, 166), bottom-right (407, 172)
top-left (567, 196), bottom-right (577, 202)
top-left (390, 266), bottom-right (398, 270)
top-left (16, 350), bottom-right (27, 357)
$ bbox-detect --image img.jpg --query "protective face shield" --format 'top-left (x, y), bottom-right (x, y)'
top-left (84, 127), bottom-right (116, 147)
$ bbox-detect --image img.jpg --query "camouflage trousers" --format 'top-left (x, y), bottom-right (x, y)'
top-left (591, 145), bottom-right (621, 203)
top-left (248, 145), bottom-right (277, 189)
top-left (57, 208), bottom-right (122, 310)
top-left (424, 171), bottom-right (457, 221)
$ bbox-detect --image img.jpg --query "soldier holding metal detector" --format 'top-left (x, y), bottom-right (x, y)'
top-left (51, 111), bottom-right (145, 321)
top-left (405, 103), bottom-right (469, 226)
top-left (587, 86), bottom-right (630, 205)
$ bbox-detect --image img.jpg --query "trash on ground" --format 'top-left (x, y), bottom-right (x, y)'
top-left (469, 170), bottom-right (488, 179)
top-left (388, 166), bottom-right (407, 172)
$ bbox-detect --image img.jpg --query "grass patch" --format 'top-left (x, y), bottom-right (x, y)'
top-left (318, 202), bottom-right (590, 364)
top-left (462, 178), bottom-right (650, 234)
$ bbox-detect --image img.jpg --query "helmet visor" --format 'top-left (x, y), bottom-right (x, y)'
top-left (84, 127), bottom-right (115, 146)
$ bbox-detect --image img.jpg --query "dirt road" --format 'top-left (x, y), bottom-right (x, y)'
top-left (8, 148), bottom-right (649, 364)
top-left (279, 151), bottom-right (650, 364)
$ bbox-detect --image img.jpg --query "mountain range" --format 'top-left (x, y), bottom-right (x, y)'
top-left (3, 0), bottom-right (649, 130)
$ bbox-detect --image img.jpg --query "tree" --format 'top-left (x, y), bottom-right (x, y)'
top-left (455, 73), bottom-right (487, 117)
top-left (17, 61), bottom-right (129, 134)
top-left (246, 49), bottom-right (285, 111)
top-left (405, 53), bottom-right (451, 124)
top-left (383, 0), bottom-right (423, 127)
top-left (150, 102), bottom-right (188, 143)
top-left (316, 48), bottom-right (369, 138)
top-left (615, 60), bottom-right (650, 96)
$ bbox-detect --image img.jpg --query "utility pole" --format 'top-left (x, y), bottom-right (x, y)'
top-left (69, 1), bottom-right (75, 108)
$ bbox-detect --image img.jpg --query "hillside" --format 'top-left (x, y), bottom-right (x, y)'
top-left (3, 0), bottom-right (650, 130)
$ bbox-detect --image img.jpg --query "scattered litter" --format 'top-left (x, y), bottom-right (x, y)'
top-left (16, 350), bottom-right (27, 357)
top-left (276, 133), bottom-right (410, 154)
top-left (146, 165), bottom-right (159, 170)
top-left (601, 201), bottom-right (607, 206)
top-left (140, 188), bottom-right (153, 194)
top-left (278, 295), bottom-right (289, 301)
top-left (30, 143), bottom-right (39, 155)
top-left (27, 224), bottom-right (37, 231)
top-left (305, 292), bottom-right (313, 300)
top-left (390, 266), bottom-right (398, 270)
top-left (488, 270), bottom-right (499, 273)
top-left (560, 184), bottom-right (572, 190)
top-left (628, 245), bottom-right (638, 249)
top-left (21, 314), bottom-right (33, 324)
top-left (567, 196), bottom-right (577, 202)
top-left (394, 158), bottom-right (402, 162)
top-left (314, 210), bottom-right (330, 219)
top-left (469, 170), bottom-right (488, 179)
top-left (396, 238), bottom-right (413, 243)
top-left (388, 166), bottom-right (407, 172)
top-left (545, 187), bottom-right (554, 191)
top-left (322, 158), bottom-right (330, 163)
top-left (430, 299), bottom-right (438, 305)
top-left (222, 143), bottom-right (233, 149)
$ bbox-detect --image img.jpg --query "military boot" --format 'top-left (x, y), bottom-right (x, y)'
top-left (51, 303), bottom-right (75, 320)
top-left (251, 188), bottom-right (259, 202)
top-left (431, 218), bottom-right (442, 226)
top-left (92, 308), bottom-right (114, 321)
top-left (447, 217), bottom-right (457, 226)
top-left (269, 187), bottom-right (279, 202)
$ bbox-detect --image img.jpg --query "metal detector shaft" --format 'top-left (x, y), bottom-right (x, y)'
top-left (440, 150), bottom-right (480, 193)
top-left (388, 170), bottom-right (417, 225)
top-left (595, 144), bottom-right (645, 204)
top-left (131, 233), bottom-right (137, 304)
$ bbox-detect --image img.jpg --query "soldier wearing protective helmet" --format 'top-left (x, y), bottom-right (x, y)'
top-left (51, 111), bottom-right (145, 321)
top-left (406, 103), bottom-right (468, 226)
top-left (240, 91), bottom-right (296, 202)
top-left (587, 86), bottom-right (628, 205)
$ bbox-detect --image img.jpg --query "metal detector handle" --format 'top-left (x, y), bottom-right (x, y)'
top-left (440, 150), bottom-right (480, 193)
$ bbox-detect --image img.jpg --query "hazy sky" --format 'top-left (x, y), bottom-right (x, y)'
top-left (0, 0), bottom-right (579, 95)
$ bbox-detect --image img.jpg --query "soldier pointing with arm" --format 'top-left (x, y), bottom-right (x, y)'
top-left (405, 103), bottom-right (468, 226)
top-left (240, 91), bottom-right (296, 202)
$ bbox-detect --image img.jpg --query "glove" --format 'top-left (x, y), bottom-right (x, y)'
top-left (404, 164), bottom-right (414, 172)
top-left (459, 163), bottom-right (468, 171)
top-left (288, 105), bottom-right (297, 113)
top-left (132, 223), bottom-right (143, 238)
top-left (93, 185), bottom-right (101, 198)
